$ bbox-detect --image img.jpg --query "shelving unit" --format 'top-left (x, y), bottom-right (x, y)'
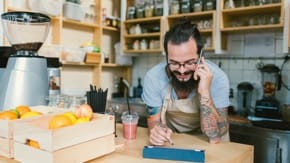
top-left (3, 0), bottom-right (132, 93)
top-left (220, 0), bottom-right (284, 51)
top-left (122, 16), bottom-right (163, 54)
top-left (166, 10), bottom-right (216, 51)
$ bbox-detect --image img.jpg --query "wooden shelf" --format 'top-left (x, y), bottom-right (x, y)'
top-left (102, 63), bottom-right (131, 67)
top-left (124, 32), bottom-right (161, 38)
top-left (62, 19), bottom-right (100, 28)
top-left (123, 49), bottom-right (163, 54)
top-left (220, 0), bottom-right (284, 51)
top-left (102, 26), bottom-right (120, 32)
top-left (62, 61), bottom-right (99, 67)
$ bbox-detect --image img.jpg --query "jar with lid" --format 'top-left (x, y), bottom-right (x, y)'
top-left (170, 0), bottom-right (180, 15)
top-left (127, 6), bottom-right (136, 19)
top-left (133, 40), bottom-right (140, 50)
top-left (180, 0), bottom-right (191, 13)
top-left (135, 24), bottom-right (142, 34)
top-left (154, 0), bottom-right (163, 16)
top-left (140, 39), bottom-right (148, 50)
top-left (204, 0), bottom-right (215, 11)
top-left (192, 0), bottom-right (203, 12)
top-left (144, 1), bottom-right (154, 17)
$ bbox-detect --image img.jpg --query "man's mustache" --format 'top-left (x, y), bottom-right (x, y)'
top-left (171, 70), bottom-right (194, 76)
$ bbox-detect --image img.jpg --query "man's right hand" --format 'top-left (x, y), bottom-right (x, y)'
top-left (149, 123), bottom-right (173, 146)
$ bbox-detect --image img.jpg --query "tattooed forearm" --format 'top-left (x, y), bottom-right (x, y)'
top-left (200, 103), bottom-right (229, 143)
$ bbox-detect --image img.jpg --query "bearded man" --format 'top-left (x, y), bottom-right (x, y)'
top-left (142, 20), bottom-right (230, 145)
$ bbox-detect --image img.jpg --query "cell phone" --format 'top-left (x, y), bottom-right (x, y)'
top-left (197, 49), bottom-right (203, 65)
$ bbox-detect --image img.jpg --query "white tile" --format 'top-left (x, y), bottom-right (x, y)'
top-left (229, 59), bottom-right (244, 70)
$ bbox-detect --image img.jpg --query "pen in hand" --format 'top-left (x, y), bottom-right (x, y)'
top-left (158, 123), bottom-right (174, 146)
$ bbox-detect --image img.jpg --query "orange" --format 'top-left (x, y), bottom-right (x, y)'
top-left (0, 111), bottom-right (18, 120)
top-left (21, 111), bottom-right (42, 119)
top-left (49, 115), bottom-right (73, 129)
top-left (15, 105), bottom-right (31, 117)
top-left (27, 139), bottom-right (40, 149)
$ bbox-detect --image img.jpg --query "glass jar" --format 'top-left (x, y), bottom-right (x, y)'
top-left (193, 0), bottom-right (203, 12)
top-left (136, 7), bottom-right (145, 18)
top-left (170, 0), bottom-right (180, 15)
top-left (140, 39), bottom-right (148, 50)
top-left (180, 0), bottom-right (191, 13)
top-left (204, 0), bottom-right (214, 11)
top-left (145, 2), bottom-right (154, 17)
top-left (154, 0), bottom-right (163, 16)
top-left (127, 6), bottom-right (136, 19)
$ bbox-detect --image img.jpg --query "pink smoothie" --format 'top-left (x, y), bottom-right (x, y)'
top-left (123, 123), bottom-right (137, 139)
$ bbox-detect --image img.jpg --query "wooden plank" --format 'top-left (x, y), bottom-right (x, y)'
top-left (0, 137), bottom-right (13, 158)
top-left (14, 134), bottom-right (115, 163)
top-left (13, 113), bottom-right (114, 152)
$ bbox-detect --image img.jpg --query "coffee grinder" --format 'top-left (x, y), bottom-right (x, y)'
top-left (255, 64), bottom-right (281, 119)
top-left (0, 12), bottom-right (51, 110)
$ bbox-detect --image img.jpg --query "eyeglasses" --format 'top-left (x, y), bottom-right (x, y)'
top-left (168, 59), bottom-right (198, 70)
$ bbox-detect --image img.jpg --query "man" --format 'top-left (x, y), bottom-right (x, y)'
top-left (142, 20), bottom-right (230, 145)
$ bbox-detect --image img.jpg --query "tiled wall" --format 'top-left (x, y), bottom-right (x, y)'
top-left (132, 32), bottom-right (290, 109)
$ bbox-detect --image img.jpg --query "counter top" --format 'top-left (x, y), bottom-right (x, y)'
top-left (92, 124), bottom-right (253, 163)
top-left (1, 124), bottom-right (253, 163)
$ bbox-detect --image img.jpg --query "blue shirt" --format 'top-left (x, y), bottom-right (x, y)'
top-left (142, 59), bottom-right (230, 110)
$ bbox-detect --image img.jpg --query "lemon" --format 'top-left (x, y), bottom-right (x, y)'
top-left (62, 112), bottom-right (77, 124)
top-left (74, 117), bottom-right (90, 125)
top-left (21, 111), bottom-right (42, 119)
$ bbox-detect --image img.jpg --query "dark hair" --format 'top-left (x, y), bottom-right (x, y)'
top-left (163, 18), bottom-right (204, 59)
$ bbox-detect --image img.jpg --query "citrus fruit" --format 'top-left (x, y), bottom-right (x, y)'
top-left (27, 139), bottom-right (40, 149)
top-left (74, 117), bottom-right (90, 125)
top-left (21, 111), bottom-right (42, 119)
top-left (63, 112), bottom-right (77, 124)
top-left (10, 109), bottom-right (20, 118)
top-left (49, 115), bottom-right (73, 129)
top-left (74, 104), bottom-right (93, 120)
top-left (0, 111), bottom-right (18, 120)
top-left (15, 105), bottom-right (31, 117)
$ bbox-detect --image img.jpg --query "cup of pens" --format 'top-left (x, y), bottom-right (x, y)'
top-left (121, 111), bottom-right (139, 139)
top-left (86, 85), bottom-right (108, 114)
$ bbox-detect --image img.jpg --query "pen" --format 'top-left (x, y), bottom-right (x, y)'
top-left (158, 123), bottom-right (174, 146)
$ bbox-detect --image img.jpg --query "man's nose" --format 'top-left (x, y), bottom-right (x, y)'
top-left (178, 65), bottom-right (187, 73)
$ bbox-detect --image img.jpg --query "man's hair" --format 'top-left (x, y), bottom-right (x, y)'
top-left (163, 18), bottom-right (204, 59)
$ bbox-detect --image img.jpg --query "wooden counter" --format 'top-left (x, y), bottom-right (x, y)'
top-left (1, 124), bottom-right (253, 163)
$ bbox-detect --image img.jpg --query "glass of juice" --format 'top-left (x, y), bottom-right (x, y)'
top-left (121, 111), bottom-right (139, 139)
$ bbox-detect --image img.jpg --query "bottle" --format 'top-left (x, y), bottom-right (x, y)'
top-left (134, 77), bottom-right (143, 98)
top-left (118, 77), bottom-right (125, 97)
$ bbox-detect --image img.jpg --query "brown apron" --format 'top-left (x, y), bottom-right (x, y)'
top-left (160, 84), bottom-right (201, 133)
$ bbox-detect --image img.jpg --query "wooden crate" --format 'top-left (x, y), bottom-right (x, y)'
top-left (0, 105), bottom-right (70, 158)
top-left (14, 134), bottom-right (115, 163)
top-left (0, 137), bottom-right (13, 158)
top-left (85, 52), bottom-right (101, 64)
top-left (13, 113), bottom-right (115, 163)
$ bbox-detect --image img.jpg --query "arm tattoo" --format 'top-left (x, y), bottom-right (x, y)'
top-left (200, 103), bottom-right (229, 142)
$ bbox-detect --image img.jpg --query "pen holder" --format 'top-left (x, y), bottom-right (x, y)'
top-left (87, 88), bottom-right (108, 114)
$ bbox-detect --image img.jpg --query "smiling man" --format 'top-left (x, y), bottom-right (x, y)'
top-left (142, 19), bottom-right (230, 145)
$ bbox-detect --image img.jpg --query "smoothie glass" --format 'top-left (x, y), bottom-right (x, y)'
top-left (121, 111), bottom-right (139, 139)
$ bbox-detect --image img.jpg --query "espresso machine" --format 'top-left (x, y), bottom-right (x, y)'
top-left (255, 64), bottom-right (281, 119)
top-left (0, 12), bottom-right (51, 110)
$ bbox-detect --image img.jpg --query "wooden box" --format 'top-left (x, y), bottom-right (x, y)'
top-left (0, 106), bottom-right (69, 158)
top-left (13, 113), bottom-right (115, 163)
top-left (85, 52), bottom-right (101, 64)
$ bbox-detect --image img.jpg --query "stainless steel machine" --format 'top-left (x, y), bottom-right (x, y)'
top-left (0, 12), bottom-right (51, 110)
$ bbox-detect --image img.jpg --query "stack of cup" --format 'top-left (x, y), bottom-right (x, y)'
top-left (121, 112), bottom-right (139, 139)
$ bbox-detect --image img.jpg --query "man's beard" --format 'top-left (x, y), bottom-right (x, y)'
top-left (170, 70), bottom-right (199, 92)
